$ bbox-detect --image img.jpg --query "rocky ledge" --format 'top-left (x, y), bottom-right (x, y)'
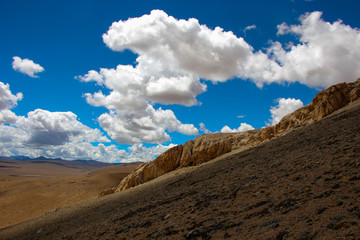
top-left (116, 79), bottom-right (360, 192)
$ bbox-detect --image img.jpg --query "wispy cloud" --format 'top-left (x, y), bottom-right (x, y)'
top-left (199, 122), bottom-right (211, 134)
top-left (243, 24), bottom-right (256, 34)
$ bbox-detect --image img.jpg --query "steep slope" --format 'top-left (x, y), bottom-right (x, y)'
top-left (1, 94), bottom-right (359, 240)
top-left (117, 79), bottom-right (360, 191)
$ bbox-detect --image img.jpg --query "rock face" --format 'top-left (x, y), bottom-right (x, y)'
top-left (116, 79), bottom-right (360, 192)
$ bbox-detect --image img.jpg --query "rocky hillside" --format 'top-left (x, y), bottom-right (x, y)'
top-left (116, 79), bottom-right (360, 191)
top-left (1, 91), bottom-right (360, 240)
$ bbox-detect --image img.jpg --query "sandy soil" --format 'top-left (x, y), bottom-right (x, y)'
top-left (0, 164), bottom-right (139, 229)
top-left (1, 100), bottom-right (360, 239)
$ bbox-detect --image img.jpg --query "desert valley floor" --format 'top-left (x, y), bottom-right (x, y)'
top-left (0, 161), bottom-right (139, 229)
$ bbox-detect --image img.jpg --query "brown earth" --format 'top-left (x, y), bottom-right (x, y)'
top-left (1, 97), bottom-right (359, 239)
top-left (117, 79), bottom-right (360, 192)
top-left (0, 162), bottom-right (139, 229)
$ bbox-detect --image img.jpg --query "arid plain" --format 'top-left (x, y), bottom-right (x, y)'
top-left (0, 159), bottom-right (139, 229)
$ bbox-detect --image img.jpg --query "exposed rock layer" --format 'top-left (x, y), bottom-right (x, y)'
top-left (116, 79), bottom-right (360, 191)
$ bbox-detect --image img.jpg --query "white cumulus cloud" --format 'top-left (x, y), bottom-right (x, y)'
top-left (103, 10), bottom-right (253, 82)
top-left (101, 10), bottom-right (360, 88)
top-left (220, 123), bottom-right (254, 133)
top-left (269, 11), bottom-right (360, 87)
top-left (97, 105), bottom-right (198, 144)
top-left (78, 64), bottom-right (200, 144)
top-left (269, 98), bottom-right (304, 125)
top-left (100, 10), bottom-right (360, 89)
top-left (12, 56), bottom-right (44, 78)
top-left (15, 109), bottom-right (110, 146)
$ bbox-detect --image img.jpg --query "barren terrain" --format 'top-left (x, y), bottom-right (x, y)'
top-left (0, 160), bottom-right (139, 229)
top-left (1, 101), bottom-right (359, 239)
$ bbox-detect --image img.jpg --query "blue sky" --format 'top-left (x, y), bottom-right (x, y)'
top-left (1, 0), bottom-right (359, 162)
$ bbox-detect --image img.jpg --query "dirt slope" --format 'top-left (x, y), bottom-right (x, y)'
top-left (1, 101), bottom-right (359, 239)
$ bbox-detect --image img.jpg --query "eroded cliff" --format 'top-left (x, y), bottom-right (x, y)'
top-left (116, 79), bottom-right (360, 191)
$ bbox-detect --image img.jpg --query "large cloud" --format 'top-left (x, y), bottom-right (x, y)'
top-left (0, 107), bottom-right (111, 150)
top-left (103, 10), bottom-right (253, 82)
top-left (78, 64), bottom-right (199, 144)
top-left (102, 10), bottom-right (360, 88)
top-left (15, 109), bottom-right (110, 146)
top-left (97, 105), bottom-right (198, 144)
top-left (269, 11), bottom-right (360, 87)
top-left (100, 9), bottom-right (282, 89)
top-left (269, 98), bottom-right (304, 125)
top-left (79, 61), bottom-right (207, 108)
top-left (12, 56), bottom-right (45, 78)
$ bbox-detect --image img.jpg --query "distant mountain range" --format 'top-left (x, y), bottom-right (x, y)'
top-left (0, 156), bottom-right (143, 173)
top-left (1, 155), bottom-right (93, 162)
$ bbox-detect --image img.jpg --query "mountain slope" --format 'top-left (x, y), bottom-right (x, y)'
top-left (1, 97), bottom-right (359, 239)
top-left (117, 79), bottom-right (360, 191)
